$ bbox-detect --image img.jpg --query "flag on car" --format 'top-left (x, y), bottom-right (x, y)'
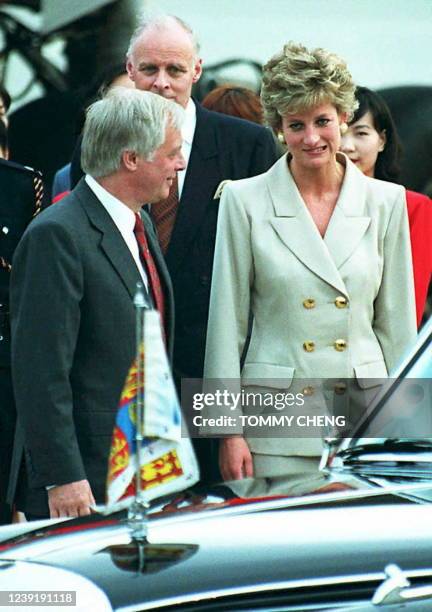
top-left (106, 310), bottom-right (199, 509)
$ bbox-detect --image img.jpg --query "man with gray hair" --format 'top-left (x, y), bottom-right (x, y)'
top-left (8, 88), bottom-right (185, 519)
top-left (125, 16), bottom-right (278, 481)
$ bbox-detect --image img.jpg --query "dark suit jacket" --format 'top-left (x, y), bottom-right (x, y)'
top-left (0, 158), bottom-right (46, 523)
top-left (166, 104), bottom-right (278, 382)
top-left (8, 179), bottom-right (174, 516)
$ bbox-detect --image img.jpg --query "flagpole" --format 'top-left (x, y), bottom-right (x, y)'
top-left (135, 282), bottom-right (145, 505)
top-left (128, 281), bottom-right (149, 541)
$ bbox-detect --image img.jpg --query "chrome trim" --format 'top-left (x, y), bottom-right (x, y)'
top-left (149, 480), bottom-right (432, 527)
top-left (373, 563), bottom-right (432, 605)
top-left (372, 563), bottom-right (409, 605)
top-left (116, 567), bottom-right (432, 611)
top-left (0, 517), bottom-right (71, 544)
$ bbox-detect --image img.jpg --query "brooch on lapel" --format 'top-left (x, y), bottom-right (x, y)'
top-left (213, 179), bottom-right (232, 200)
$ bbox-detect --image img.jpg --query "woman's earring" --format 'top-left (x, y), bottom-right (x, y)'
top-left (340, 122), bottom-right (348, 136)
top-left (277, 131), bottom-right (285, 144)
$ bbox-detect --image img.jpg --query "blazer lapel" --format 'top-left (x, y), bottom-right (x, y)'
top-left (74, 180), bottom-right (144, 301)
top-left (268, 155), bottom-right (349, 296)
top-left (165, 104), bottom-right (220, 277)
top-left (324, 155), bottom-right (371, 270)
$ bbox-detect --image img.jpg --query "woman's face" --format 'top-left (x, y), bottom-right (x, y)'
top-left (340, 111), bottom-right (386, 177)
top-left (281, 103), bottom-right (346, 172)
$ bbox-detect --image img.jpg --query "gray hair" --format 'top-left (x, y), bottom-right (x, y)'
top-left (261, 41), bottom-right (358, 131)
top-left (81, 87), bottom-right (184, 178)
top-left (126, 14), bottom-right (200, 61)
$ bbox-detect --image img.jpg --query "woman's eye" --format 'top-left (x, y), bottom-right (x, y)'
top-left (289, 123), bottom-right (303, 131)
top-left (317, 118), bottom-right (330, 127)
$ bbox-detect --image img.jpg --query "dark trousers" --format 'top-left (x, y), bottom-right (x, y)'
top-left (0, 367), bottom-right (15, 524)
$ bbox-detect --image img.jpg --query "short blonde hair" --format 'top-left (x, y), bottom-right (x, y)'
top-left (261, 42), bottom-right (358, 131)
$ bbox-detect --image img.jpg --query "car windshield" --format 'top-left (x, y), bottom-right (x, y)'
top-left (343, 317), bottom-right (432, 445)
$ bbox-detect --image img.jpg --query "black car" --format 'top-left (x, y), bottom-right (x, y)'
top-left (0, 318), bottom-right (431, 611)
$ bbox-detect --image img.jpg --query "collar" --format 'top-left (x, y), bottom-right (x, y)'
top-left (182, 98), bottom-right (196, 146)
top-left (85, 174), bottom-right (136, 234)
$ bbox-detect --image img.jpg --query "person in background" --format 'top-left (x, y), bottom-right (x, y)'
top-left (0, 86), bottom-right (48, 523)
top-left (8, 88), bottom-right (183, 520)
top-left (341, 86), bottom-right (432, 326)
top-left (0, 152), bottom-right (46, 525)
top-left (204, 42), bottom-right (417, 482)
top-left (202, 84), bottom-right (264, 124)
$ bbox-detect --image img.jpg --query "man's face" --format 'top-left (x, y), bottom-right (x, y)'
top-left (127, 23), bottom-right (202, 109)
top-left (137, 124), bottom-right (186, 203)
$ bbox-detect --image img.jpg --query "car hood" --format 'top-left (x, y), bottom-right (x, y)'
top-left (1, 495), bottom-right (432, 611)
top-left (2, 468), bottom-right (432, 552)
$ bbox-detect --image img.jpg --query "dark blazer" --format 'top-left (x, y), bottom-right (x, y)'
top-left (166, 104), bottom-right (278, 383)
top-left (8, 179), bottom-right (174, 516)
top-left (0, 158), bottom-right (46, 523)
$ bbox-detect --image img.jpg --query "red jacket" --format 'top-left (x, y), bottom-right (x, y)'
top-left (406, 190), bottom-right (432, 325)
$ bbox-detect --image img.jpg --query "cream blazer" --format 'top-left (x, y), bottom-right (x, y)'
top-left (203, 153), bottom-right (417, 456)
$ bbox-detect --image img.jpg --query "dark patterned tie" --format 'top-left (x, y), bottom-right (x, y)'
top-left (150, 174), bottom-right (179, 254)
top-left (134, 213), bottom-right (165, 332)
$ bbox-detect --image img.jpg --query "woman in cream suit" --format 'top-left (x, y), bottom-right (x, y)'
top-left (203, 42), bottom-right (417, 481)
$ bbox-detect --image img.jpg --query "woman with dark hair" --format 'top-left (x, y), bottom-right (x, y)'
top-left (341, 86), bottom-right (432, 325)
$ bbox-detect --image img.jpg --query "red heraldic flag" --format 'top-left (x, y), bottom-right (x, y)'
top-left (106, 310), bottom-right (199, 509)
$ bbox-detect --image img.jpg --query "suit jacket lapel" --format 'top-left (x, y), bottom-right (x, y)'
top-left (324, 155), bottom-right (371, 270)
top-left (165, 104), bottom-right (220, 277)
top-left (74, 180), bottom-right (144, 301)
top-left (268, 154), bottom-right (370, 297)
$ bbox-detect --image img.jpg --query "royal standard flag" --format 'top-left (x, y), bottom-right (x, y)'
top-left (106, 310), bottom-right (199, 508)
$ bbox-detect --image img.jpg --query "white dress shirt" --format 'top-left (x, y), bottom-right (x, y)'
top-left (85, 174), bottom-right (149, 290)
top-left (177, 98), bottom-right (197, 197)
